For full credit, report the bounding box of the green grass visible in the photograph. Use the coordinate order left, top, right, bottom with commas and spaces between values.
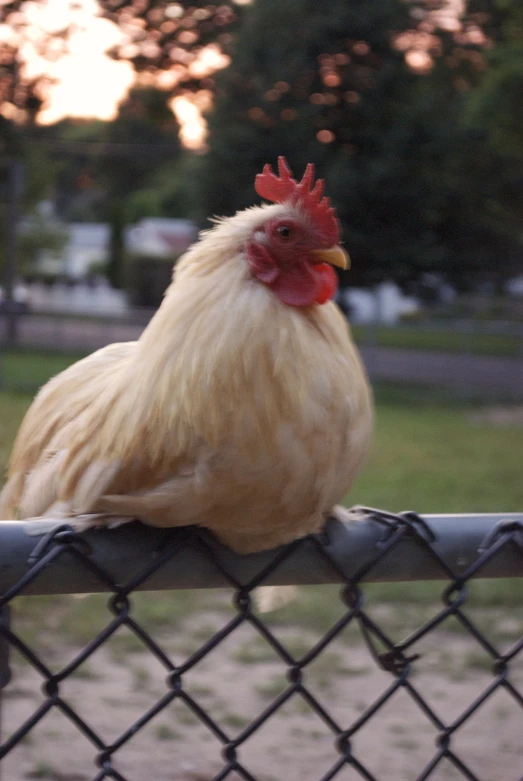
233, 640, 279, 665
351, 324, 522, 357
11, 590, 206, 650
350, 398, 523, 513
0, 392, 33, 473
0, 348, 86, 392
27, 763, 56, 779
254, 675, 287, 700
154, 723, 181, 741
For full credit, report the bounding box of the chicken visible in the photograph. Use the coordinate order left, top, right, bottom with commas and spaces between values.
0, 158, 372, 554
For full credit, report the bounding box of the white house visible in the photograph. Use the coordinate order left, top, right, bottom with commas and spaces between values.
507, 275, 523, 296
125, 218, 197, 258
67, 223, 111, 278
37, 217, 197, 280
338, 282, 420, 324
29, 216, 198, 314
36, 222, 110, 279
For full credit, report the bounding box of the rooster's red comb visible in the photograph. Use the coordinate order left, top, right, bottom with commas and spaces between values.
255, 156, 339, 245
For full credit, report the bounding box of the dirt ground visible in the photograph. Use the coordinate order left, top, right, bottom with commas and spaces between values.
2, 592, 523, 781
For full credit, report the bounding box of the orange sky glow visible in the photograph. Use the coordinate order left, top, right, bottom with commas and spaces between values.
2, 0, 471, 148
1, 0, 229, 148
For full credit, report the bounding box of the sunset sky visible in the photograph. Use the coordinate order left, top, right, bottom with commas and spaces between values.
4, 0, 465, 147
6, 0, 228, 147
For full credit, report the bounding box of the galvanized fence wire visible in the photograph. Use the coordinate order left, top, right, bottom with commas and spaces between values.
0, 509, 523, 781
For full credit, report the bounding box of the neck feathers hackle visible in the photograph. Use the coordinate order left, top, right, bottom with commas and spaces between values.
255, 156, 339, 246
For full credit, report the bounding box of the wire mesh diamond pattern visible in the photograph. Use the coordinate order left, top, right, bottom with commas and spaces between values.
1, 510, 522, 781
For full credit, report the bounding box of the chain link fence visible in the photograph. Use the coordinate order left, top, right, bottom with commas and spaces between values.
0, 509, 522, 781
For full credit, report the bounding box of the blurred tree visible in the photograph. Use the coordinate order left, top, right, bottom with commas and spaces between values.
465, 0, 523, 156
195, 0, 522, 291
125, 154, 200, 223
327, 65, 521, 291
0, 128, 64, 283
98, 0, 242, 91
457, 0, 523, 290
197, 0, 421, 212
42, 119, 110, 224
17, 208, 68, 274
0, 1, 48, 125
34, 88, 184, 288
97, 87, 182, 287
463, 0, 522, 43
0, 0, 72, 291
2, 0, 520, 294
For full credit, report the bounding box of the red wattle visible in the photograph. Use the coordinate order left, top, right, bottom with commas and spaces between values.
270, 262, 318, 306
314, 263, 338, 304
247, 243, 338, 307
270, 261, 338, 307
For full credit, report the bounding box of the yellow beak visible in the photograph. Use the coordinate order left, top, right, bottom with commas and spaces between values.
310, 245, 350, 270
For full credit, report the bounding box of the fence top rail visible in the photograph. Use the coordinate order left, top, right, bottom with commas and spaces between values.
0, 512, 522, 597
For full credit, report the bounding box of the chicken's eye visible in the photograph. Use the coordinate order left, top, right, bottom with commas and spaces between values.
277, 224, 294, 240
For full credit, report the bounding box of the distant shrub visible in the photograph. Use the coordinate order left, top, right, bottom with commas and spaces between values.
126, 254, 179, 308
430, 296, 523, 322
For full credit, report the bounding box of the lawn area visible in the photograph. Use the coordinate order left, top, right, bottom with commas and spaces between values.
351, 322, 523, 357
0, 348, 87, 392
351, 389, 523, 513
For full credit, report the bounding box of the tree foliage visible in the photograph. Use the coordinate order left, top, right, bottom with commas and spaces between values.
17, 209, 68, 274
465, 0, 523, 158
97, 0, 241, 92
1, 0, 522, 294
0, 0, 72, 126
48, 87, 183, 287
194, 0, 522, 290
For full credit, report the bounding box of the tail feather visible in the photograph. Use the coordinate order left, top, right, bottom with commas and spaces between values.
22, 513, 134, 536
0, 472, 25, 519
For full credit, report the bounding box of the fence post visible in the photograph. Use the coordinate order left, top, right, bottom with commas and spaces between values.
4, 158, 24, 346
0, 605, 12, 781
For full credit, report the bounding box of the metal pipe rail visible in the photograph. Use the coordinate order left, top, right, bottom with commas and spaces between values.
1, 511, 522, 596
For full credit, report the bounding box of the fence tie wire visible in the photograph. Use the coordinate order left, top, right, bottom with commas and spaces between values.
350, 506, 437, 545
26, 523, 92, 565
478, 518, 523, 553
